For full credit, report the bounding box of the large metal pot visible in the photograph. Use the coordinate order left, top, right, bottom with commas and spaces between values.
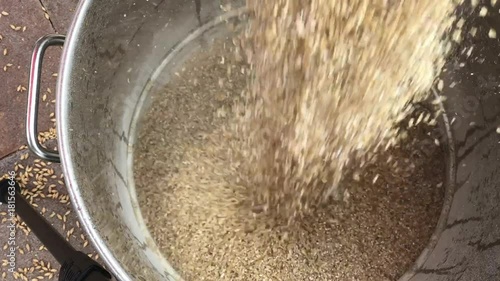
26, 0, 500, 280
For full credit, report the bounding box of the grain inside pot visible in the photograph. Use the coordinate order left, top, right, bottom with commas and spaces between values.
234, 0, 458, 217
135, 37, 446, 279
134, 0, 460, 279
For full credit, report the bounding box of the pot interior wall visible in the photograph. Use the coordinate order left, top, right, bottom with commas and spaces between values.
59, 0, 243, 280
404, 5, 500, 280
58, 1, 500, 281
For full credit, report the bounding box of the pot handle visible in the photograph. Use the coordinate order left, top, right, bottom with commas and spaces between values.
27, 34, 65, 163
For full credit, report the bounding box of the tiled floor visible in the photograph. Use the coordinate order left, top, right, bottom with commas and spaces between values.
0, 1, 99, 280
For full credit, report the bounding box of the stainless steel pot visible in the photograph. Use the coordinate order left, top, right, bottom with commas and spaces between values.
26, 0, 500, 280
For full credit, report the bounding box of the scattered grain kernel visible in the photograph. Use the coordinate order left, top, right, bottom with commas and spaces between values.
452, 29, 462, 43
437, 79, 444, 91
489, 28, 497, 38
480, 6, 488, 17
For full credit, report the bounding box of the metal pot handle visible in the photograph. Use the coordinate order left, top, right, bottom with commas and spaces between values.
27, 34, 65, 163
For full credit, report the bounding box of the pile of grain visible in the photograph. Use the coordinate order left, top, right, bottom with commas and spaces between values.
235, 0, 458, 217
135, 40, 446, 280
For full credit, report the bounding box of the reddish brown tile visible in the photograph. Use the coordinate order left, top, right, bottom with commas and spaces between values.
39, 0, 79, 33
0, 0, 61, 158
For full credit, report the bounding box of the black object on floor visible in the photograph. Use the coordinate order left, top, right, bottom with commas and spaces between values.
0, 178, 113, 281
